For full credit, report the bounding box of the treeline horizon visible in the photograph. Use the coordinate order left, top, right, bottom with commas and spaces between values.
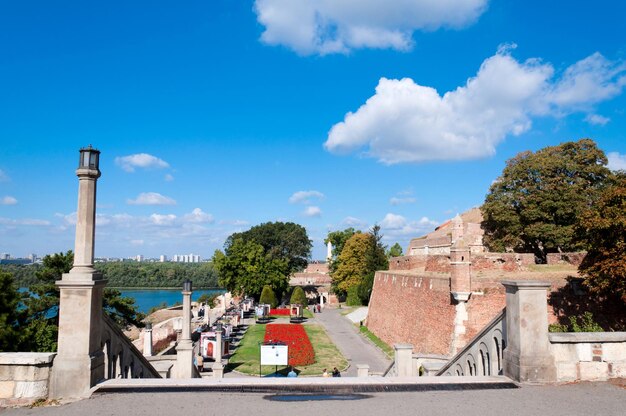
1, 261, 220, 289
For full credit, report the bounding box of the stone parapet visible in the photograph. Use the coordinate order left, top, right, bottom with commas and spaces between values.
549, 332, 626, 381
0, 353, 56, 406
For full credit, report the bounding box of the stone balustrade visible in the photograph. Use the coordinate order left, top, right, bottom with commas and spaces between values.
0, 352, 56, 406
436, 310, 506, 377
101, 315, 161, 379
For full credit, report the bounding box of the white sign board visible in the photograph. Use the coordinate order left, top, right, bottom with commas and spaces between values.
260, 344, 288, 366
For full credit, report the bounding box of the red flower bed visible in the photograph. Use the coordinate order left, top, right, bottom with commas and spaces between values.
264, 324, 315, 366
270, 308, 290, 316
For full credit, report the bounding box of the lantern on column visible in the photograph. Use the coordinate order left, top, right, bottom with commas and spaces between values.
78, 145, 100, 171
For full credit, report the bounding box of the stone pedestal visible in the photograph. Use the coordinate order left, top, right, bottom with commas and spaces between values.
394, 344, 414, 377
356, 364, 369, 378
50, 277, 106, 399
212, 363, 224, 379
502, 281, 556, 384
451, 291, 471, 354
215, 329, 223, 364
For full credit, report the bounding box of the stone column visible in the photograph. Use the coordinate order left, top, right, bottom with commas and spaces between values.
51, 147, 106, 400
394, 344, 414, 377
214, 326, 223, 364
143, 323, 153, 357
175, 284, 194, 378
502, 281, 556, 383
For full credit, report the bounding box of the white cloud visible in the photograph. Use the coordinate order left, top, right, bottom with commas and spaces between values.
607, 152, 626, 171
150, 213, 177, 226
303, 206, 322, 217
0, 169, 9, 182
115, 153, 170, 173
130, 239, 144, 246
584, 114, 610, 125
1, 196, 17, 205
0, 217, 50, 226
289, 190, 325, 204
342, 216, 367, 227
182, 208, 214, 224
379, 213, 438, 237
127, 192, 176, 206
164, 173, 174, 182
390, 196, 416, 205
254, 0, 488, 55
325, 48, 626, 164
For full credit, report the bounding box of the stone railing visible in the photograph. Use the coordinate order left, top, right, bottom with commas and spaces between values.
437, 309, 506, 376
0, 352, 56, 406
101, 315, 161, 379
549, 332, 626, 381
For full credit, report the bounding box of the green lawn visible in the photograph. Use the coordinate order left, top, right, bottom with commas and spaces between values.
359, 325, 394, 359
226, 323, 348, 377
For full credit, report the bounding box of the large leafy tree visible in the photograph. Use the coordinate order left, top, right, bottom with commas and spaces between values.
0, 271, 21, 351
577, 172, 626, 302
213, 238, 290, 299
325, 228, 359, 275
20, 251, 145, 352
387, 242, 403, 258
226, 222, 312, 275
481, 139, 612, 262
332, 226, 388, 304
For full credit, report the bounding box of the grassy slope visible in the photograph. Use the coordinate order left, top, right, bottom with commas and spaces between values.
226, 322, 348, 376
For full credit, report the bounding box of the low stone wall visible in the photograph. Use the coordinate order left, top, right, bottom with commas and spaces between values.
549, 332, 626, 381
0, 352, 56, 406
546, 252, 586, 266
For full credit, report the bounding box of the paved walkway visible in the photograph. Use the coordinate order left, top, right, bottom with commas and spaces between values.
4, 382, 625, 415
312, 307, 391, 376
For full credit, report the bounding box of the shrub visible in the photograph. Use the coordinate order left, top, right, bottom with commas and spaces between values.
290, 286, 308, 306
346, 286, 362, 306
260, 285, 278, 308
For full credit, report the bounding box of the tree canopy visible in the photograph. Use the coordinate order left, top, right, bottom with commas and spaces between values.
481, 139, 612, 262
0, 271, 21, 351
325, 228, 359, 275
225, 221, 312, 275
577, 172, 626, 302
214, 238, 290, 299
331, 225, 388, 304
290, 286, 308, 306
387, 242, 403, 258
259, 285, 278, 308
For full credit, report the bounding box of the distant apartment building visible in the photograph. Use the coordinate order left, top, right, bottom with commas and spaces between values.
159, 255, 167, 263
136, 255, 144, 262
1, 253, 9, 260
172, 254, 201, 263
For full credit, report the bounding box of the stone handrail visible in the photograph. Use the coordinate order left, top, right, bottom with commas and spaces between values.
101, 315, 161, 379
437, 309, 506, 376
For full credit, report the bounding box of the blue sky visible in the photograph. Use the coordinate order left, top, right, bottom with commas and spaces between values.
1, 0, 625, 260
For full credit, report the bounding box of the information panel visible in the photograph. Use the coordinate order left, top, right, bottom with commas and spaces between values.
260, 344, 288, 366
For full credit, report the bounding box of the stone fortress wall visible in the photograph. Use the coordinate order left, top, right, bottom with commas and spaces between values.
366, 208, 582, 358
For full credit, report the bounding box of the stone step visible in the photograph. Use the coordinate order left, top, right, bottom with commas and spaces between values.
92, 376, 517, 395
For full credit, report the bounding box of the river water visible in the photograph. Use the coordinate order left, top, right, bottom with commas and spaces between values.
119, 289, 225, 313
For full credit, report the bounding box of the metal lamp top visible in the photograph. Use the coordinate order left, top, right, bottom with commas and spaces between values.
79, 145, 100, 170
183, 279, 192, 292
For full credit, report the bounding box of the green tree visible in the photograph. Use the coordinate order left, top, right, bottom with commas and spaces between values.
332, 233, 371, 296
481, 139, 612, 262
325, 228, 359, 275
289, 286, 308, 306
0, 271, 21, 351
577, 172, 626, 302
259, 285, 278, 308
20, 251, 145, 352
387, 242, 403, 258
213, 238, 290, 299
226, 222, 312, 275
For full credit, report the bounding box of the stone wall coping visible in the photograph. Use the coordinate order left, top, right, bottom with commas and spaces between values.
394, 343, 414, 350
549, 332, 626, 343
0, 352, 56, 365
501, 280, 551, 289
